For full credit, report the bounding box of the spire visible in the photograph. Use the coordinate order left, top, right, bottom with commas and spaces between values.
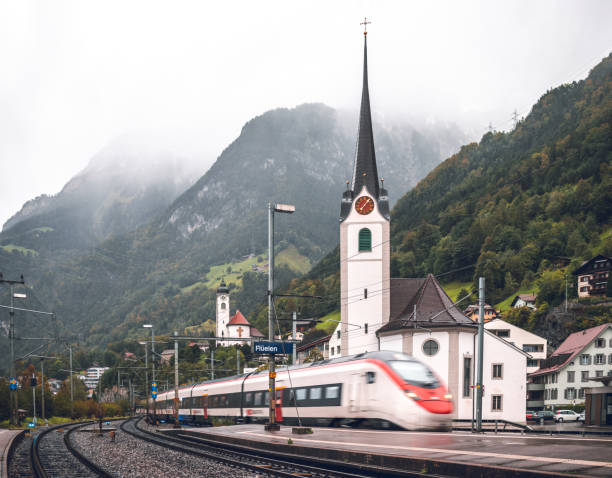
351, 31, 379, 199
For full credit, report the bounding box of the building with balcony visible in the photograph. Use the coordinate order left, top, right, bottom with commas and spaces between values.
82, 366, 109, 389
485, 318, 547, 373
463, 304, 499, 322
528, 323, 612, 409
574, 255, 611, 298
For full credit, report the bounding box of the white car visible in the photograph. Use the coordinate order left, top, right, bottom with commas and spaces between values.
554, 410, 581, 422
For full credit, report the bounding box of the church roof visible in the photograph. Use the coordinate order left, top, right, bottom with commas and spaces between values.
377, 274, 475, 335
250, 327, 265, 337
228, 310, 250, 326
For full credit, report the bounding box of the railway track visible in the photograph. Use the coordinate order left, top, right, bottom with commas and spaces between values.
122, 417, 444, 478
30, 422, 112, 478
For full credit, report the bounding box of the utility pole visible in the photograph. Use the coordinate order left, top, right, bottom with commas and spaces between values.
512, 109, 520, 128
41, 359, 45, 423
151, 328, 156, 422
32, 373, 37, 425
236, 347, 240, 375
69, 345, 74, 418
1, 273, 25, 426
211, 348, 215, 380
565, 274, 568, 313
173, 331, 179, 428
476, 277, 485, 433
292, 311, 297, 365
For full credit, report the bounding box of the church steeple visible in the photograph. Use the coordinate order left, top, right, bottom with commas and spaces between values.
351, 32, 379, 199
340, 24, 389, 222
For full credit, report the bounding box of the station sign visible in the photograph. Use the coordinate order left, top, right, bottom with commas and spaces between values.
151, 382, 157, 392
9, 378, 17, 390
152, 392, 157, 399
254, 341, 294, 355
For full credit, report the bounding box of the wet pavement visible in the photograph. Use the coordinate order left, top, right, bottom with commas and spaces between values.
178, 424, 612, 477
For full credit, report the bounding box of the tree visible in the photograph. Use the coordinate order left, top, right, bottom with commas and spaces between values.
304, 349, 324, 363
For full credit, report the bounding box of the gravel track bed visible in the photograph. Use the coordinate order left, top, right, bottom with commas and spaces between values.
71, 421, 272, 478
8, 432, 34, 478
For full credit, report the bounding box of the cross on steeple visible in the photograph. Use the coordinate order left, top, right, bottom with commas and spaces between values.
360, 17, 371, 35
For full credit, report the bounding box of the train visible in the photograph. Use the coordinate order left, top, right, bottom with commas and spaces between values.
154, 351, 453, 430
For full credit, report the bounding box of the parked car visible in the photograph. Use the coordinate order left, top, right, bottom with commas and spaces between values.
578, 412, 585, 424
534, 410, 555, 422
526, 410, 536, 421
554, 410, 581, 422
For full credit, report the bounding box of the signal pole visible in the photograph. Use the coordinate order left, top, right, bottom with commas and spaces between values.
1, 273, 25, 426
173, 331, 179, 428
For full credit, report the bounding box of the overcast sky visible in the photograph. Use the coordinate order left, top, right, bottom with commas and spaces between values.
1, 0, 611, 227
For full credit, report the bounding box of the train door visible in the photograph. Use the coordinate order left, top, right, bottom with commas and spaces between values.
362, 371, 377, 411
275, 388, 284, 422
203, 393, 208, 419
348, 373, 362, 412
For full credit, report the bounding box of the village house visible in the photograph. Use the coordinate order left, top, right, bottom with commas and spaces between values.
527, 323, 612, 410
574, 255, 611, 298
510, 294, 538, 309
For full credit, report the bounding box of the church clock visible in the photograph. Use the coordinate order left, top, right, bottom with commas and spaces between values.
355, 196, 374, 215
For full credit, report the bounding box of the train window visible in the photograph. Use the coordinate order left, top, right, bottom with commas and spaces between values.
264, 391, 269, 404
366, 371, 376, 384
254, 392, 263, 406
295, 388, 307, 401
310, 387, 322, 400
325, 385, 339, 399
389, 360, 440, 389
245, 392, 253, 405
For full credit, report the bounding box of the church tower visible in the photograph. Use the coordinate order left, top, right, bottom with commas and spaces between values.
216, 280, 230, 346
339, 25, 390, 356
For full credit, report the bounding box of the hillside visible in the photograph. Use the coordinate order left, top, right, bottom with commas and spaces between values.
269, 53, 612, 344
0, 103, 465, 362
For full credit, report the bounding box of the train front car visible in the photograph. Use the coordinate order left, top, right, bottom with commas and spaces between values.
375, 352, 453, 430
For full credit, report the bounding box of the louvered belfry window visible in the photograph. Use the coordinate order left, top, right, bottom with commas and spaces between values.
358, 228, 372, 251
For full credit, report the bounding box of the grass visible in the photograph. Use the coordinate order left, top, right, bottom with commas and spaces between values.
496, 283, 539, 311
315, 310, 341, 334
194, 245, 311, 292
0, 244, 38, 256
441, 281, 472, 302
0, 416, 74, 429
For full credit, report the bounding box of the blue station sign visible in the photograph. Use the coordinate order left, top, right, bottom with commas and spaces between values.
9, 378, 18, 390
254, 341, 294, 355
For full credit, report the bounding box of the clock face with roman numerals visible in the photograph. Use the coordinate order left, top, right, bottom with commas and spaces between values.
355, 196, 374, 215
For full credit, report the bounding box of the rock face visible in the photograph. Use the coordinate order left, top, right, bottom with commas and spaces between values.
0, 103, 467, 354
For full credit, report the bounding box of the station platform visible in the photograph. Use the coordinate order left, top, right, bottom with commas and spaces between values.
0, 429, 23, 478
164, 424, 612, 477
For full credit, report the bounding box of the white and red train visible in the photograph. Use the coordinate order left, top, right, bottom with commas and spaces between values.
154, 351, 453, 430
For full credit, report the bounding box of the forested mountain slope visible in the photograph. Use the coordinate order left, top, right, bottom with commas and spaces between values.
269, 53, 612, 342
0, 104, 464, 360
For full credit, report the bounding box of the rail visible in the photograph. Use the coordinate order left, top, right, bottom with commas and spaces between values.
452, 419, 533, 432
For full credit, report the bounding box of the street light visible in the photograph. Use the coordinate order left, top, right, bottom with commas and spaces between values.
138, 341, 149, 417
266, 202, 295, 432
143, 324, 156, 421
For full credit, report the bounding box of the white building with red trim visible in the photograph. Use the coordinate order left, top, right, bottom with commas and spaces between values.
216, 280, 264, 346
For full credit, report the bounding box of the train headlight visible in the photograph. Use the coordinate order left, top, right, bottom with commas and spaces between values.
444, 394, 453, 400
405, 391, 421, 401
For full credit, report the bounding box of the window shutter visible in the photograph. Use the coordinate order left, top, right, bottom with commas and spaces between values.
358, 228, 372, 251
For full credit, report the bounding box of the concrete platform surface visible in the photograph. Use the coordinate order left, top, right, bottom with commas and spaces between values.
0, 430, 23, 478
172, 424, 612, 477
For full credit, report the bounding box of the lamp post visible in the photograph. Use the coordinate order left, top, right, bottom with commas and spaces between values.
139, 341, 149, 417
265, 202, 295, 432
143, 324, 156, 421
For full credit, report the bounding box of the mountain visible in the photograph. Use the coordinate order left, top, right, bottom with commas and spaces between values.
0, 103, 466, 360
269, 54, 612, 344
1, 135, 203, 255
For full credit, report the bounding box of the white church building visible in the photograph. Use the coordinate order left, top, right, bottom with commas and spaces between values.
216, 280, 264, 346
333, 30, 528, 423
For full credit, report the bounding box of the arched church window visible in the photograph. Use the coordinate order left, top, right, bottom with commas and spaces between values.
221, 303, 226, 310
358, 228, 372, 252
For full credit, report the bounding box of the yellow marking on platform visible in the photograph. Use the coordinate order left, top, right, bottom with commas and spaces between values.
236, 432, 612, 468
255, 464, 272, 467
